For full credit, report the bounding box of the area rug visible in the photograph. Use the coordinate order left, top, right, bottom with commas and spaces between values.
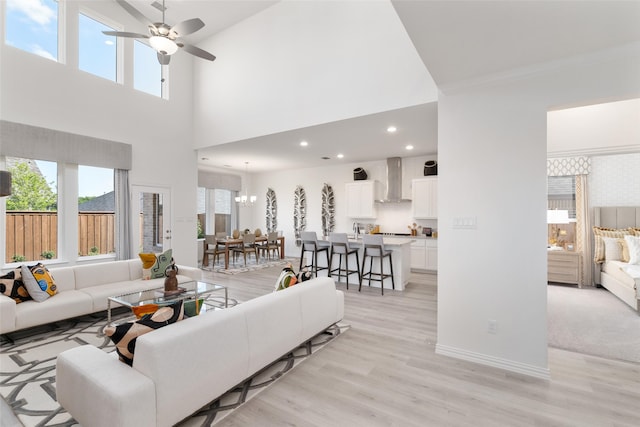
547, 284, 640, 363
202, 257, 298, 275
0, 310, 348, 427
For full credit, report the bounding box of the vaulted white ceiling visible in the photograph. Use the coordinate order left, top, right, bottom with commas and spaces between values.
108, 1, 640, 172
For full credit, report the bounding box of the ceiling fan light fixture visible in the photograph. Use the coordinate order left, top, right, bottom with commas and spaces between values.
150, 36, 178, 55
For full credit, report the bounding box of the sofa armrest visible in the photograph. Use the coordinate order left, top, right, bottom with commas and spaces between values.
0, 295, 16, 334
176, 264, 202, 281
57, 345, 156, 427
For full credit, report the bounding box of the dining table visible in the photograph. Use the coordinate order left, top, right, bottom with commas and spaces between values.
215, 235, 285, 269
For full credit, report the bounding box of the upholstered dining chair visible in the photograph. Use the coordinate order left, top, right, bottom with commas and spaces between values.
231, 233, 258, 266
258, 231, 281, 260
202, 235, 225, 267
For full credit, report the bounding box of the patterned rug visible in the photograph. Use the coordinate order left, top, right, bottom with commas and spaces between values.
0, 307, 348, 426
201, 257, 298, 275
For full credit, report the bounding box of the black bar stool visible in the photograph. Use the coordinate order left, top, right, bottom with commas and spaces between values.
328, 232, 361, 290
360, 234, 394, 295
299, 231, 330, 277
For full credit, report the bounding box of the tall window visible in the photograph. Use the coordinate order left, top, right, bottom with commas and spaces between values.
78, 12, 117, 82
134, 40, 163, 97
5, 0, 59, 61
5, 158, 58, 263
78, 166, 115, 257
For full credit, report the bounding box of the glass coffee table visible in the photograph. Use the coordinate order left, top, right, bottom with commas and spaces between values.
107, 280, 228, 325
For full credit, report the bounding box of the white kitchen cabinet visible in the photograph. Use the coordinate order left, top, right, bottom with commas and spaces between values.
410, 238, 437, 271
345, 181, 378, 218
412, 177, 437, 219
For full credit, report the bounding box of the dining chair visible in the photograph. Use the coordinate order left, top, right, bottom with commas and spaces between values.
258, 231, 281, 260
202, 235, 225, 267
231, 233, 258, 266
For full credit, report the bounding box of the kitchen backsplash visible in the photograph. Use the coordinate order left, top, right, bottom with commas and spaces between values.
359, 203, 437, 235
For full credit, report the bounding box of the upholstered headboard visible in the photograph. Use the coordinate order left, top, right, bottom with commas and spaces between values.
592, 206, 640, 284
593, 206, 640, 229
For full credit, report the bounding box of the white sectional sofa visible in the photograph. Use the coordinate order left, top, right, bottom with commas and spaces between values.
56, 277, 344, 427
0, 259, 202, 335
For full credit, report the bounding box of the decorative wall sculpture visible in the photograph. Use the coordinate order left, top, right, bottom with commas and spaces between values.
266, 188, 277, 233
321, 183, 335, 237
293, 186, 306, 247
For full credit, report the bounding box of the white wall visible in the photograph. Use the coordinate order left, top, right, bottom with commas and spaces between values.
547, 98, 640, 155
437, 45, 640, 378
192, 0, 436, 148
0, 1, 200, 266
589, 153, 640, 207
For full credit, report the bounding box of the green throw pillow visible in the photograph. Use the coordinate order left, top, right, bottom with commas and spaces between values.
139, 249, 173, 280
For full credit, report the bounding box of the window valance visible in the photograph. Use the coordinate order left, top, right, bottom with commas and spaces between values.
547, 156, 591, 177
198, 170, 241, 192
0, 120, 132, 170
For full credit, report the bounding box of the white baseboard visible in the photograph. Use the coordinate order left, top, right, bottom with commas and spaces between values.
435, 343, 551, 380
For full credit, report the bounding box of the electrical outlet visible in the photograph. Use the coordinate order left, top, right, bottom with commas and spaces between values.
488, 319, 497, 334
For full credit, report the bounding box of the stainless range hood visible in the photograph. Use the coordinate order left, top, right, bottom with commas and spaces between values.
377, 157, 411, 203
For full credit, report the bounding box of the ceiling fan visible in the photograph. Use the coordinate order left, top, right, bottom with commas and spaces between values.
103, 0, 216, 65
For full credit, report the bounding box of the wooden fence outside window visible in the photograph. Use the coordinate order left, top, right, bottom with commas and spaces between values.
5, 211, 115, 263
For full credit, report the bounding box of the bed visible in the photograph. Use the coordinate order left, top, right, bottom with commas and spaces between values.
593, 206, 640, 313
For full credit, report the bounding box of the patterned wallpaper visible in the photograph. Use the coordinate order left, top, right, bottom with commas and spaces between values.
589, 153, 640, 207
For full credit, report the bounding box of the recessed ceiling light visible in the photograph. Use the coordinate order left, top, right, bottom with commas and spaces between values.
300, 141, 308, 147
387, 126, 397, 133
337, 153, 344, 159
405, 145, 414, 150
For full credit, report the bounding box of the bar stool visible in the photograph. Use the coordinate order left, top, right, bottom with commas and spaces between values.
360, 234, 395, 295
328, 232, 361, 290
299, 231, 330, 277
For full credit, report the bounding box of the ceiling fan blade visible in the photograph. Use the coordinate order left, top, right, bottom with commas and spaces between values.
170, 18, 205, 37
115, 0, 154, 27
157, 52, 171, 65
179, 43, 216, 61
102, 31, 149, 39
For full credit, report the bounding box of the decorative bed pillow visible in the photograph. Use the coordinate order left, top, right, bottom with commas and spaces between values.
593, 227, 633, 263
631, 227, 640, 237
139, 249, 173, 280
619, 238, 630, 263
602, 237, 623, 262
0, 268, 32, 303
624, 235, 640, 265
104, 300, 184, 366
21, 263, 57, 302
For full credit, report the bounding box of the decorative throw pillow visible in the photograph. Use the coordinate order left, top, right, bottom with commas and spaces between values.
619, 238, 630, 263
0, 268, 32, 303
624, 235, 640, 265
139, 249, 173, 280
21, 263, 57, 302
602, 237, 623, 262
104, 300, 184, 366
274, 265, 297, 291
593, 227, 633, 264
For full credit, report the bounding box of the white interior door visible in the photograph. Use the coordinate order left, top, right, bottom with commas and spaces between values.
131, 185, 171, 254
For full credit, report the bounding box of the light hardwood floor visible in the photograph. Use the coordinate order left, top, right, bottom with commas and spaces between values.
202, 265, 640, 427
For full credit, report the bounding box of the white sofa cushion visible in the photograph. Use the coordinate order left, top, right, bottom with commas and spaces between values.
49, 266, 76, 292
15, 291, 93, 330
73, 261, 132, 289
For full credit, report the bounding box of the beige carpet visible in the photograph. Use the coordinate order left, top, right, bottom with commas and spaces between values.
547, 284, 640, 363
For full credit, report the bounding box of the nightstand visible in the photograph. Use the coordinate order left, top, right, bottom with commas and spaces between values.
547, 250, 582, 287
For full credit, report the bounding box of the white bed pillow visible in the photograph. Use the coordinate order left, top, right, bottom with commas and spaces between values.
624, 235, 640, 265
602, 237, 623, 261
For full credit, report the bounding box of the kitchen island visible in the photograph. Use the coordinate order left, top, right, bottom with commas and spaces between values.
318, 236, 413, 291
